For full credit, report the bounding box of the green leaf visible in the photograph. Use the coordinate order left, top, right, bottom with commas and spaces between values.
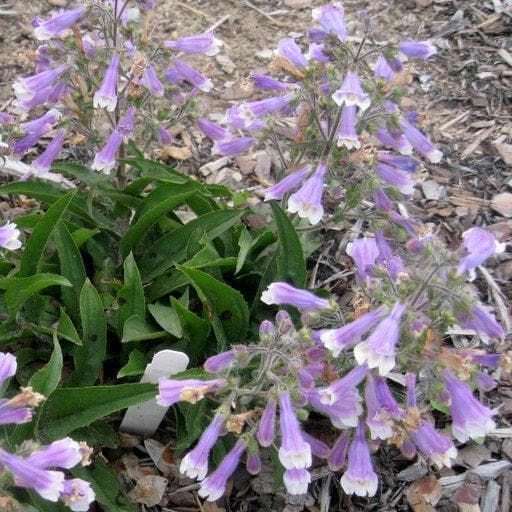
117, 253, 145, 336
121, 314, 167, 343
236, 227, 253, 274
72, 459, 137, 512
28, 334, 62, 396
0, 274, 71, 319
271, 202, 306, 287
70, 420, 119, 449
19, 190, 77, 277
52, 161, 111, 186
27, 492, 69, 512
122, 157, 188, 183
139, 209, 244, 282
148, 303, 183, 338
54, 220, 86, 317
57, 308, 82, 345
70, 227, 99, 248
38, 382, 157, 441
177, 265, 249, 349
117, 349, 147, 378
69, 280, 107, 387
120, 191, 194, 257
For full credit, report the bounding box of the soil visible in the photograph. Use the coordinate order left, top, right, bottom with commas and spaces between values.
0, 0, 511, 511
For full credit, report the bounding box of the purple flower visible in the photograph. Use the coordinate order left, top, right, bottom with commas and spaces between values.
332, 71, 370, 111
257, 399, 276, 447
33, 6, 84, 40
373, 54, 394, 81
320, 307, 387, 357
302, 432, 331, 459
457, 227, 505, 278
476, 373, 496, 392
354, 302, 406, 376
157, 378, 227, 407
196, 118, 231, 142
340, 420, 378, 497
278, 391, 312, 469
252, 73, 295, 92
59, 478, 95, 511
141, 64, 164, 97
374, 188, 393, 212
240, 93, 295, 126
346, 237, 379, 283
375, 127, 413, 155
12, 129, 47, 156
283, 468, 311, 495
0, 111, 13, 124
164, 32, 222, 56
458, 304, 505, 342
264, 165, 311, 201
225, 105, 266, 132
93, 54, 119, 112
0, 352, 17, 379
306, 43, 329, 63
171, 58, 213, 92
308, 27, 328, 42
156, 125, 172, 145
32, 131, 65, 176
247, 452, 262, 475
13, 65, 68, 100
377, 152, 419, 173
287, 162, 327, 225
198, 440, 246, 501
399, 40, 437, 59
312, 3, 347, 41
212, 136, 255, 156
180, 414, 225, 480
276, 38, 308, 68
0, 222, 22, 251
316, 364, 368, 406
460, 350, 501, 368
0, 401, 33, 425
26, 438, 83, 469
365, 374, 401, 440
261, 282, 330, 310
337, 105, 360, 149
0, 448, 65, 501
204, 350, 236, 373
328, 432, 350, 471
91, 129, 122, 174
20, 108, 61, 134
400, 118, 442, 163
376, 162, 416, 195
375, 230, 406, 279
442, 370, 496, 442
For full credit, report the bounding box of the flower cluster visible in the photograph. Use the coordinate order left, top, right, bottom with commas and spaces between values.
0, 353, 95, 510
0, 1, 223, 179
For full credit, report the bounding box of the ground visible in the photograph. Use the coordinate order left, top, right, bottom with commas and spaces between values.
0, 0, 511, 511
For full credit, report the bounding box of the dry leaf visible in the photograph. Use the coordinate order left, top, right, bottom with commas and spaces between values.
495, 143, 512, 164
284, 0, 313, 8
127, 475, 168, 507
160, 146, 192, 161
491, 192, 512, 218
405, 475, 441, 512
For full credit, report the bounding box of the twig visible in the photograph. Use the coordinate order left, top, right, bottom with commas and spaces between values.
207, 14, 231, 33
1, 157, 76, 188
175, 2, 214, 22
241, 0, 284, 26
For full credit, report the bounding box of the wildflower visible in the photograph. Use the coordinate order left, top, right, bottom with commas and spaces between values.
321, 307, 387, 356
156, 125, 172, 145
400, 118, 442, 163
212, 136, 255, 156
33, 6, 84, 40
196, 118, 231, 142
476, 373, 496, 392
340, 420, 378, 497
307, 43, 329, 63
458, 304, 505, 342
283, 468, 311, 495
141, 64, 164, 97
20, 108, 61, 134
204, 350, 236, 373
346, 237, 379, 283
261, 282, 330, 310
225, 105, 266, 132
0, 222, 22, 251
373, 54, 394, 81
312, 3, 347, 41
337, 105, 360, 149
377, 152, 419, 173
457, 227, 505, 279
13, 65, 68, 100
198, 440, 246, 501
287, 162, 327, 225
442, 370, 496, 443
278, 391, 312, 470
0, 111, 13, 124
460, 349, 501, 368
399, 40, 437, 59
247, 452, 262, 475
373, 188, 393, 212
240, 93, 295, 126
172, 58, 213, 92
26, 438, 83, 469
93, 54, 119, 112
252, 73, 295, 92
302, 432, 331, 459
91, 129, 122, 174
375, 127, 413, 155
376, 162, 416, 195
264, 165, 311, 201
180, 414, 226, 480
164, 32, 222, 56
317, 365, 368, 406
354, 302, 406, 376
259, 319, 277, 340
59, 479, 95, 511
0, 354, 17, 385
328, 432, 350, 471
276, 38, 308, 68
32, 131, 65, 176
0, 402, 33, 425
0, 448, 65, 501
157, 378, 227, 407
332, 71, 370, 111
365, 374, 401, 440
257, 399, 276, 447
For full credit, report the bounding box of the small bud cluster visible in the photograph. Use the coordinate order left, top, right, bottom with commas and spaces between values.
0, 352, 95, 510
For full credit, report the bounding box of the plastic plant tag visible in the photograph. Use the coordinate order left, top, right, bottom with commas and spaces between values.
120, 349, 189, 435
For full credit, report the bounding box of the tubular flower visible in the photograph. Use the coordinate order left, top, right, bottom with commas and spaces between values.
312, 3, 347, 41
91, 129, 123, 174
332, 71, 370, 110
276, 38, 308, 68
399, 40, 437, 59
196, 118, 231, 141
375, 127, 413, 155
354, 302, 406, 376
346, 237, 379, 283
93, 54, 119, 112
59, 479, 95, 511
399, 118, 442, 163
457, 304, 505, 343
171, 58, 213, 92
204, 350, 236, 373
156, 378, 227, 407
0, 223, 22, 251
376, 162, 416, 195
257, 399, 277, 447
264, 165, 311, 201
328, 432, 350, 471
261, 282, 330, 310
141, 64, 164, 97
283, 468, 311, 495
13, 65, 68, 100
365, 374, 401, 440
337, 105, 360, 149
33, 6, 84, 40
212, 136, 255, 156
373, 54, 394, 81
32, 131, 65, 176
164, 32, 222, 56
